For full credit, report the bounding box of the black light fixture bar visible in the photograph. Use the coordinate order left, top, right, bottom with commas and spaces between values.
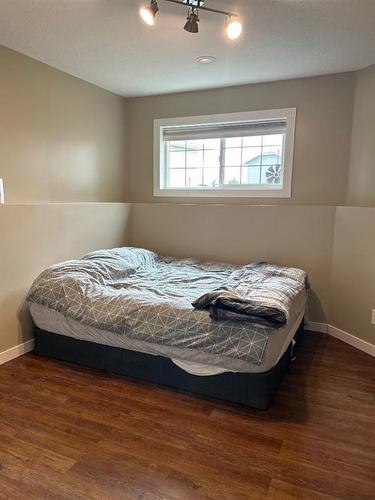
139, 0, 243, 40
163, 0, 236, 17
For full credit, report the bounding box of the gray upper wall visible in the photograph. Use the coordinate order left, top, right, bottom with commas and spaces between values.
1, 42, 372, 207
126, 72, 356, 205
347, 64, 375, 207
0, 45, 128, 204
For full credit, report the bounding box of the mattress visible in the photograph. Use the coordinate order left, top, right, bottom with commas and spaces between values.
27, 248, 309, 371
30, 290, 306, 375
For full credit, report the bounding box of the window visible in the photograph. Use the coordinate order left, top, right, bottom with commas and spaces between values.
154, 108, 296, 197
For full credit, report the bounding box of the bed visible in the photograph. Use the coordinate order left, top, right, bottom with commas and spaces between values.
28, 247, 308, 409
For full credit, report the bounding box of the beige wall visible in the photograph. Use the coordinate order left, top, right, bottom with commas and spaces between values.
126, 73, 355, 205
0, 204, 131, 352
332, 68, 375, 348
0, 45, 130, 355
130, 203, 336, 323
0, 45, 127, 203
347, 64, 375, 207
330, 207, 375, 346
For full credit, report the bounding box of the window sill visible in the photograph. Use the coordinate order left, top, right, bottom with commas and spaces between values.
153, 187, 292, 198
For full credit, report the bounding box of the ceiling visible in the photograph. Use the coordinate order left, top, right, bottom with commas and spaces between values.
0, 0, 374, 97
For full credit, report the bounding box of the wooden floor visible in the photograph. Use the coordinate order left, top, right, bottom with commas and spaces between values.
0, 332, 374, 499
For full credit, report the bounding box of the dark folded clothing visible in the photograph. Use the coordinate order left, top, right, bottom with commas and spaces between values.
192, 262, 309, 328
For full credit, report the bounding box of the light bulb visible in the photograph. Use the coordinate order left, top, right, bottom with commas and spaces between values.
226, 17, 242, 40
140, 6, 155, 26
139, 1, 158, 26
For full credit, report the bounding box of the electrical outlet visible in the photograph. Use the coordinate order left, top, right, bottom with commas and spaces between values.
372, 309, 375, 325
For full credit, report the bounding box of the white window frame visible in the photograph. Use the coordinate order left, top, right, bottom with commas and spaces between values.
153, 108, 296, 198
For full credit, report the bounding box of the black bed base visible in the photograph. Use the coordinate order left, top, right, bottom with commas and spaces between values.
34, 321, 304, 410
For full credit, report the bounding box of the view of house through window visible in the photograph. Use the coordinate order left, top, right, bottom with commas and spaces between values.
167, 134, 284, 189
155, 109, 296, 197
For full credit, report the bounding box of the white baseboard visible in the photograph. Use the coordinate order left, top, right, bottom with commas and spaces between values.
305, 321, 374, 357
327, 325, 375, 357
0, 338, 34, 366
304, 320, 328, 334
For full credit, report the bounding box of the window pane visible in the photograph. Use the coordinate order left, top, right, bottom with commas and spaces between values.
169, 151, 185, 168
169, 140, 186, 151
225, 137, 242, 148
224, 167, 241, 185
186, 149, 203, 168
242, 147, 262, 165
224, 147, 242, 166
246, 166, 261, 184
262, 134, 283, 147
202, 167, 220, 187
243, 135, 262, 147
260, 152, 281, 168
169, 169, 186, 188
186, 168, 203, 187
202, 138, 221, 150
186, 139, 204, 150
161, 118, 290, 193
262, 165, 282, 185
203, 149, 220, 166
262, 144, 282, 155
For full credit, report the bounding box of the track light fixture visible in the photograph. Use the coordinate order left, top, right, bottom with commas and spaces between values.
184, 7, 199, 33
139, 0, 243, 40
139, 0, 159, 26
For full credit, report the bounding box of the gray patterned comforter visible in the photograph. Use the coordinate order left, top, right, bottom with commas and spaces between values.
193, 263, 309, 327
27, 248, 306, 365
